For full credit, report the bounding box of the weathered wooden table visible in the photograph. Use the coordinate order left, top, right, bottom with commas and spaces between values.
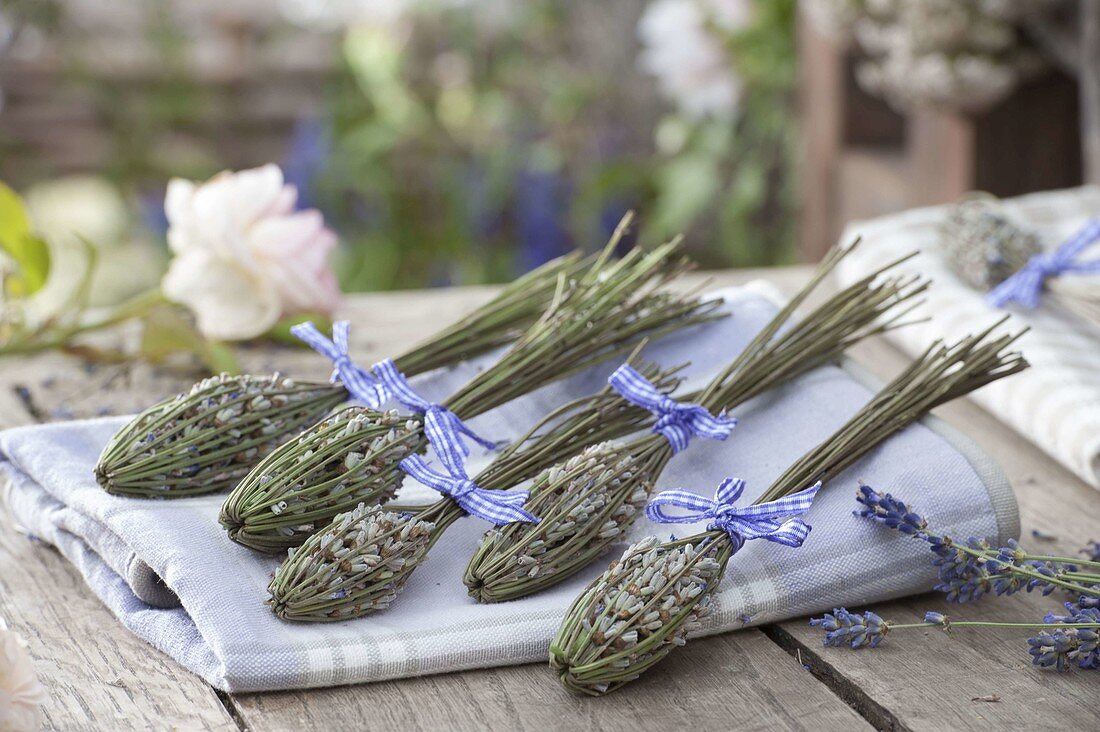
2, 268, 1097, 731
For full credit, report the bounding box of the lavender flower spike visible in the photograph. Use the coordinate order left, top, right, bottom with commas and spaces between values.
810, 608, 890, 649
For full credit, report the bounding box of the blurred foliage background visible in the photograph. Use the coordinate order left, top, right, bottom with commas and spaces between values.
0, 0, 797, 302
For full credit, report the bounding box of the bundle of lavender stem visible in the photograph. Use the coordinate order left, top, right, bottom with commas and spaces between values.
264, 243, 925, 620
220, 230, 723, 553
462, 244, 927, 603
267, 352, 684, 620
549, 321, 1027, 695
94, 250, 588, 498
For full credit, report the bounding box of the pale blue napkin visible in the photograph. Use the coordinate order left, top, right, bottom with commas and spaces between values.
0, 286, 1018, 692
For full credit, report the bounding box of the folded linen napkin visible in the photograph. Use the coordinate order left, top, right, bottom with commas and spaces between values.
835, 185, 1100, 489
0, 286, 1018, 692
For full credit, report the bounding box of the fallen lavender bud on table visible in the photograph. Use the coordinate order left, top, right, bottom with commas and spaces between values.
855, 485, 1100, 602
810, 488, 1100, 673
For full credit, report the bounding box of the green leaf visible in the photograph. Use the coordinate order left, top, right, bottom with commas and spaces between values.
266, 313, 334, 346
0, 182, 50, 295
202, 341, 240, 375
140, 304, 240, 374
0, 181, 31, 242
140, 304, 206, 360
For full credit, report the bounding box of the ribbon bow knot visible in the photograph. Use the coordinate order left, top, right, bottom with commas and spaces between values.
291, 321, 390, 407
608, 364, 736, 454
646, 478, 821, 549
987, 219, 1100, 309
399, 454, 538, 525
373, 359, 499, 463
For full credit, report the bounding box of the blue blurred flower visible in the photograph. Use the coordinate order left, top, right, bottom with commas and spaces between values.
515, 167, 571, 273
282, 116, 331, 212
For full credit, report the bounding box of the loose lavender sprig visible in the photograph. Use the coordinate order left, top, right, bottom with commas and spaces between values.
550, 328, 1028, 695
466, 243, 930, 603
811, 606, 1100, 672
855, 486, 1100, 603
267, 358, 684, 618
95, 251, 586, 498
224, 229, 721, 552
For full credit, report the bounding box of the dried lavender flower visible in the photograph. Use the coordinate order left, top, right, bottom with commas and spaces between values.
466, 243, 929, 603
95, 373, 347, 497
811, 608, 890, 649
268, 503, 436, 621
265, 358, 684, 621
552, 327, 1028, 694
96, 250, 586, 498
229, 227, 719, 553
856, 485, 1100, 603
940, 199, 1100, 328
464, 441, 665, 603
939, 198, 1041, 290
810, 604, 1100, 673
549, 535, 727, 695
220, 408, 425, 553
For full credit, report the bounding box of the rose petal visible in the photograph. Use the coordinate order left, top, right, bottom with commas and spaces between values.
162, 251, 281, 340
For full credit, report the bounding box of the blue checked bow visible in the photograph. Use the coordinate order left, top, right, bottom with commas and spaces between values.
608, 364, 736, 454
399, 454, 538, 525
291, 321, 390, 407
373, 358, 499, 463
646, 478, 821, 549
987, 219, 1100, 309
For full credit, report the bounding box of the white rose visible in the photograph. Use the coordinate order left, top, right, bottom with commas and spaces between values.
161, 164, 341, 341
0, 622, 46, 732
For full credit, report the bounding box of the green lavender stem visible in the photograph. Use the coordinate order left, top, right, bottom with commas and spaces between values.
224, 227, 721, 552
550, 327, 1028, 695
266, 359, 687, 620
463, 242, 928, 603
94, 251, 587, 498
891, 621, 1100, 630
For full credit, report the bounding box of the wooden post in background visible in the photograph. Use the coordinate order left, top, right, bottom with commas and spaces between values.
1082, 0, 1100, 185
797, 8, 1084, 261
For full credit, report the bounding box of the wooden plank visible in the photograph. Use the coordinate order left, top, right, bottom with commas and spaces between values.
229, 632, 871, 731
0, 497, 238, 730
774, 336, 1100, 731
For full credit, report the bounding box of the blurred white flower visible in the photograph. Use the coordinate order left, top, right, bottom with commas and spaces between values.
637, 0, 752, 120
0, 620, 46, 732
23, 176, 128, 250
162, 164, 341, 341
278, 0, 413, 31
278, 0, 516, 32
22, 176, 164, 308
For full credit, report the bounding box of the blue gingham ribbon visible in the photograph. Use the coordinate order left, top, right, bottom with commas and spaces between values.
373, 358, 499, 463
987, 219, 1100, 309
608, 364, 737, 454
399, 454, 538, 525
646, 478, 821, 549
291, 321, 389, 407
